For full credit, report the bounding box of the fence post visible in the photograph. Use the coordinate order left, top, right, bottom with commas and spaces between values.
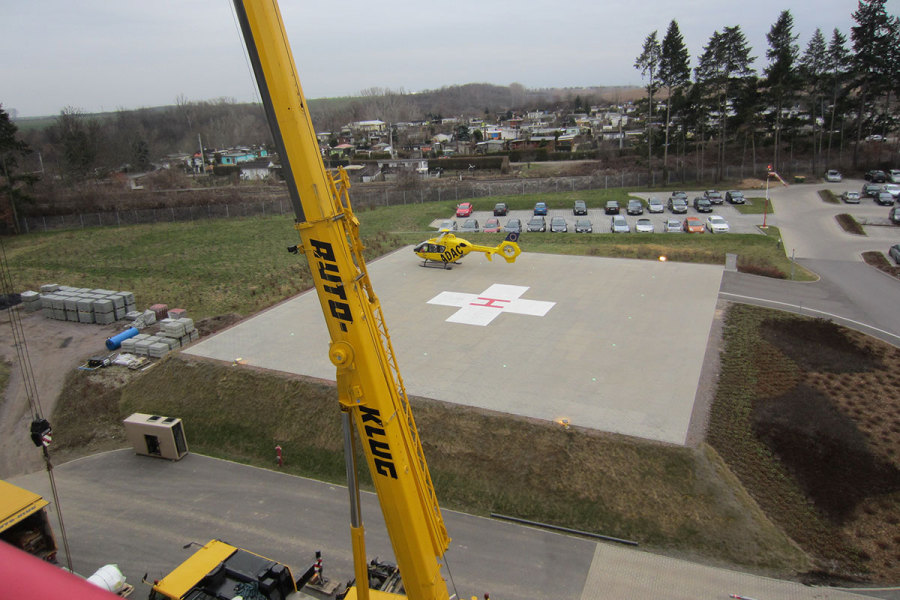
171, 207, 175, 221
80, 213, 84, 229
226, 204, 229, 218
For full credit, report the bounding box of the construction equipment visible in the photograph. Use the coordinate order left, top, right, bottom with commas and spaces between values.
152, 1, 467, 598
147, 539, 315, 600
0, 479, 58, 563
238, 2, 454, 599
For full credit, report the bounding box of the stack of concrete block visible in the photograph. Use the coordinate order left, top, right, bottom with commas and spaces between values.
20, 291, 41, 313
124, 332, 183, 358
36, 285, 137, 325
158, 317, 199, 348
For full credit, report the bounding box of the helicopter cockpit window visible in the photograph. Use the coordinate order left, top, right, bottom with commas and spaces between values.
415, 243, 444, 254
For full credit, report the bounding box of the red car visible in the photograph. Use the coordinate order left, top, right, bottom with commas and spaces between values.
683, 216, 705, 233
482, 217, 501, 233
456, 202, 473, 218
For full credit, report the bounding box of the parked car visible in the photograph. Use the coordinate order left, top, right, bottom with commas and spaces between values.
647, 197, 665, 213
533, 202, 548, 216
865, 170, 887, 183
670, 191, 688, 200
438, 220, 457, 232
482, 217, 501, 233
841, 191, 861, 204
825, 169, 843, 182
574, 218, 593, 233
610, 215, 630, 233
725, 190, 746, 204
459, 218, 479, 233
875, 191, 895, 206
626, 199, 644, 215
863, 183, 883, 197
704, 190, 724, 204
663, 218, 682, 232
882, 183, 900, 199
503, 218, 522, 233
604, 200, 620, 214
890, 244, 900, 264
693, 197, 713, 213
456, 202, 473, 218
526, 216, 547, 232
683, 216, 705, 233
668, 197, 688, 213
889, 206, 900, 226
706, 215, 730, 233
634, 217, 654, 233
573, 200, 587, 215
493, 202, 508, 216
889, 169, 900, 184
550, 216, 568, 233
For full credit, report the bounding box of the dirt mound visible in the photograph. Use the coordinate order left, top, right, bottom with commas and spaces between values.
760, 318, 880, 373
194, 313, 243, 337
753, 383, 900, 521
740, 178, 767, 189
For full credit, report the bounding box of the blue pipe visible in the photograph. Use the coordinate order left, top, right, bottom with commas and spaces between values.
106, 327, 139, 351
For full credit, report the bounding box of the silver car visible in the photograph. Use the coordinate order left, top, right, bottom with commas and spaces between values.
841, 191, 861, 204
647, 197, 665, 213
663, 218, 682, 233
459, 218, 479, 233
610, 215, 629, 233
634, 218, 654, 233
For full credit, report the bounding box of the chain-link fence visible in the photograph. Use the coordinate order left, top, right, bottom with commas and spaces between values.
17, 161, 811, 233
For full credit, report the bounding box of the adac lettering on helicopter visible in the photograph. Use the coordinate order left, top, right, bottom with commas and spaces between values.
310, 239, 353, 328
441, 243, 467, 263
360, 405, 397, 479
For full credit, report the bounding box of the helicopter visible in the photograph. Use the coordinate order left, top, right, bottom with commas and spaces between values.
413, 231, 521, 269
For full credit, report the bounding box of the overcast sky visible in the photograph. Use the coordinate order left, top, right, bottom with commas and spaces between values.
3, 0, 898, 118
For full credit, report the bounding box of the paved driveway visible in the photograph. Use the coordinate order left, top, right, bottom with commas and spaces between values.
770, 179, 899, 261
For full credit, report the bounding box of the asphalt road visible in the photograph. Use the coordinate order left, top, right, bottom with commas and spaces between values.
9, 450, 881, 600
718, 178, 900, 346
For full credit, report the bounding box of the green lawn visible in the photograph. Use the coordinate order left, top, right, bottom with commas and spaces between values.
4, 189, 810, 320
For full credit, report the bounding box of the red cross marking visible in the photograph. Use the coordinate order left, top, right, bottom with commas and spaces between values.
471, 297, 510, 309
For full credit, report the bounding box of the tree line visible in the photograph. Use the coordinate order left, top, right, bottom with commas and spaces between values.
633, 0, 899, 182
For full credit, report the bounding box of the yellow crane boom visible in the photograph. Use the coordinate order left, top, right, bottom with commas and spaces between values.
232, 3, 451, 600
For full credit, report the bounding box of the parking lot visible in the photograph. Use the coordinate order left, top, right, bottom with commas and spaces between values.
434, 193, 767, 235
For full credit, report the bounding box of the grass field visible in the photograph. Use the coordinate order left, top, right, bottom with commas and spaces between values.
708, 304, 900, 582
51, 352, 807, 576
4, 193, 809, 318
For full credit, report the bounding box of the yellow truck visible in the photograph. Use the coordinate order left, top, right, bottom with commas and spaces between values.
148, 539, 315, 600
0, 479, 58, 563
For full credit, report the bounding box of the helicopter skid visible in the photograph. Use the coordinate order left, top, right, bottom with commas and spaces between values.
421, 259, 459, 270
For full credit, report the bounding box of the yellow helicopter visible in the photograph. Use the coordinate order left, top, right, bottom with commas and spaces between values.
413, 231, 521, 269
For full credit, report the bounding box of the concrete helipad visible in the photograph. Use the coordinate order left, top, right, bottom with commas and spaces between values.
185, 249, 723, 445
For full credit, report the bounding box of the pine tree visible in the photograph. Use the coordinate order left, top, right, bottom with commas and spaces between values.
800, 28, 828, 173
850, 0, 900, 166
635, 31, 662, 182
659, 20, 691, 183
825, 29, 852, 163
0, 106, 38, 234
765, 10, 800, 172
